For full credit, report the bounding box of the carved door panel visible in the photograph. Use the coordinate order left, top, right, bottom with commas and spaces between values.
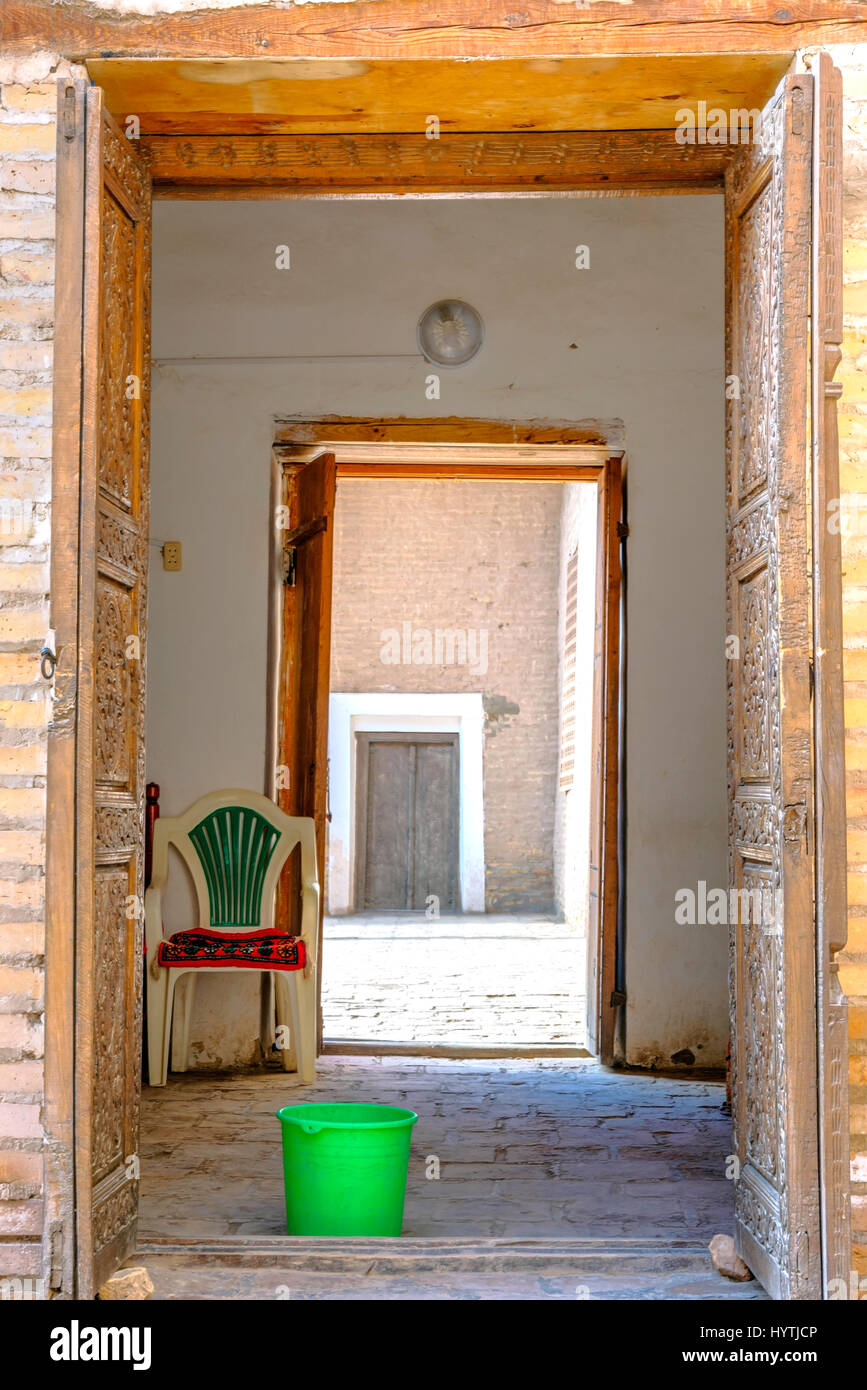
74, 90, 151, 1297
726, 69, 834, 1299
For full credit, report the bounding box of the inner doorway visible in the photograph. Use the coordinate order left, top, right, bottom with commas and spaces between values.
269, 441, 621, 1056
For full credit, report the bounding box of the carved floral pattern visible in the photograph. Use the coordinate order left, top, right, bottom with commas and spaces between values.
741, 875, 778, 1182
99, 193, 137, 511
93, 1179, 138, 1251
740, 572, 770, 780
95, 580, 131, 787
737, 183, 772, 501
725, 84, 798, 1280
92, 868, 129, 1183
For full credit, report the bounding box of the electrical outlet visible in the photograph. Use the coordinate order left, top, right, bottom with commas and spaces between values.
162, 541, 182, 572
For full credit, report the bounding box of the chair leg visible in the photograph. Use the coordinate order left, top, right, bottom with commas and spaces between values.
259, 972, 276, 1062
147, 965, 177, 1088
295, 968, 317, 1086
173, 973, 197, 1073
275, 973, 298, 1073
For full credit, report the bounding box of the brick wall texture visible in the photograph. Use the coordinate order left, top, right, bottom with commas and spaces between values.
0, 56, 64, 1290
330, 478, 563, 911
2, 40, 867, 1287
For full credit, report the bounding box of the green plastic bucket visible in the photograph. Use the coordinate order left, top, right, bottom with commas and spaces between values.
276, 1102, 419, 1237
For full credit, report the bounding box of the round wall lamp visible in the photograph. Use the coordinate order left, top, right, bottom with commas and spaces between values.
417, 299, 484, 368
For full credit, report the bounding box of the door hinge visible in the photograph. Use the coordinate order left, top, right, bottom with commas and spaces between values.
617, 522, 630, 539
282, 545, 296, 587
783, 801, 809, 848
281, 515, 327, 587
60, 85, 78, 143
610, 989, 627, 1007
808, 656, 815, 700
48, 1221, 65, 1293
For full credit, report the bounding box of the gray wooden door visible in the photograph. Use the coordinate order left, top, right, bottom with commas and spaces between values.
356, 733, 460, 911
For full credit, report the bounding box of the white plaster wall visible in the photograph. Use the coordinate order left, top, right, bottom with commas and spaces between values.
148, 194, 728, 1069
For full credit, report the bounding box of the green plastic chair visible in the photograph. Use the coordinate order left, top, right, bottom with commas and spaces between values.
144, 789, 319, 1087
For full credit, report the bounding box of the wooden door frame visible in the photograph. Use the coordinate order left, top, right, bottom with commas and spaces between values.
44, 77, 90, 1302
42, 61, 849, 1290
354, 731, 461, 914
269, 421, 623, 1062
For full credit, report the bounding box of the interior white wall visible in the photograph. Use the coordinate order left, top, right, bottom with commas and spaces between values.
148, 194, 728, 1069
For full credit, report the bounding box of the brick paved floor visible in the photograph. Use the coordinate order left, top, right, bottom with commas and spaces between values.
137, 1057, 766, 1299
140, 1056, 736, 1240
321, 913, 585, 1044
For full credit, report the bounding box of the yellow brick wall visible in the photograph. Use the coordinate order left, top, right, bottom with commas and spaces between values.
0, 56, 62, 1297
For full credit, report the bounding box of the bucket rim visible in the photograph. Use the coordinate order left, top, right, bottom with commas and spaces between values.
276, 1102, 419, 1131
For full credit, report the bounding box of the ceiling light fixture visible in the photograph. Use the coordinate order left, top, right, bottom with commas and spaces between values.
417, 299, 484, 368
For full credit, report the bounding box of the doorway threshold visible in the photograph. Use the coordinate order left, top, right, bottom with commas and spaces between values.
130, 1235, 768, 1300
321, 1039, 592, 1059
136, 1234, 712, 1274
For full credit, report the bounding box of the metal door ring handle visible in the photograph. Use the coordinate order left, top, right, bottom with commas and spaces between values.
40, 647, 56, 680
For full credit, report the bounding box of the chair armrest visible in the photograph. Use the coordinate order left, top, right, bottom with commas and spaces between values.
144, 884, 165, 978
299, 878, 320, 968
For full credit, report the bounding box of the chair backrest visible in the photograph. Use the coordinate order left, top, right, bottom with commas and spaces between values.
149, 789, 317, 932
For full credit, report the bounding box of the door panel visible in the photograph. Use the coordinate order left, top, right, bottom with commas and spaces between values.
276, 452, 336, 1042
725, 71, 819, 1299
75, 90, 151, 1297
413, 741, 459, 910
357, 734, 459, 911
585, 459, 623, 1062
363, 740, 413, 908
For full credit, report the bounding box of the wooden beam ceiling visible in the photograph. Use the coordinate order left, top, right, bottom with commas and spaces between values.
5, 0, 867, 60
89, 54, 792, 137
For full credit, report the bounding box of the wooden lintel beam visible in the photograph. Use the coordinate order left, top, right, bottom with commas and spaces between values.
4, 1, 867, 60
142, 131, 729, 194
274, 416, 617, 447
335, 463, 602, 480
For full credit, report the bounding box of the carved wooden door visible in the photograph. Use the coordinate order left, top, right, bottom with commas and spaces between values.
74, 90, 151, 1298
725, 62, 846, 1299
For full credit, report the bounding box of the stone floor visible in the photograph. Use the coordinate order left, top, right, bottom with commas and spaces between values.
321, 913, 585, 1044
136, 1056, 766, 1299
140, 1057, 738, 1241
137, 1259, 767, 1301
